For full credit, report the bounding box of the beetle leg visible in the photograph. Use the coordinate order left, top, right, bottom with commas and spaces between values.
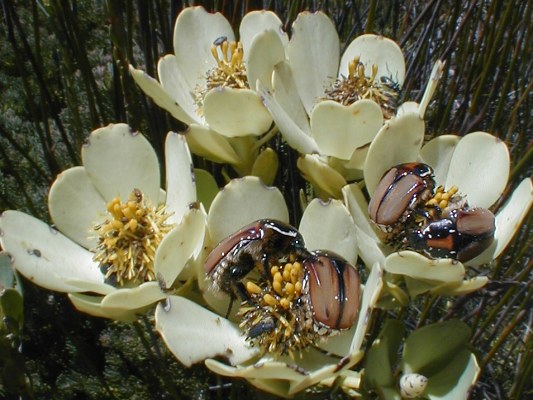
224, 282, 251, 318
233, 280, 252, 303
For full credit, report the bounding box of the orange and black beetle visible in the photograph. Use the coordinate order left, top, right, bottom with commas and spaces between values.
369, 162, 435, 231
408, 207, 496, 262
205, 219, 307, 300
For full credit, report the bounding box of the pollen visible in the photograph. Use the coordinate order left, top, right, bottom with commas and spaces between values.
92, 189, 173, 286
426, 185, 460, 212
323, 56, 400, 119
194, 37, 248, 114
240, 260, 318, 358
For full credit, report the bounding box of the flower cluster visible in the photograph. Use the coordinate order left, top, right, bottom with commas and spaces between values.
1, 5, 532, 399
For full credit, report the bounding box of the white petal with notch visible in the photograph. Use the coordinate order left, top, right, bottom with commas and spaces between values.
82, 124, 160, 204
207, 176, 289, 245
445, 132, 510, 208
203, 87, 272, 137
164, 132, 196, 224
288, 12, 339, 114
0, 210, 103, 292
310, 100, 383, 160
156, 296, 258, 367
49, 166, 106, 249
299, 198, 358, 265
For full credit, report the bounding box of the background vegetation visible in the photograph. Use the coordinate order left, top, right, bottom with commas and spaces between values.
0, 0, 531, 398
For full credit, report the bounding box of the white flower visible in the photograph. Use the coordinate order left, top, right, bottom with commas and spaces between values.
129, 6, 288, 169
260, 12, 406, 156
154, 176, 383, 397
0, 124, 206, 321
344, 130, 533, 298
257, 11, 444, 198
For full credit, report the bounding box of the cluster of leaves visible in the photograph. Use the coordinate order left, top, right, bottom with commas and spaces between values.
0, 0, 531, 399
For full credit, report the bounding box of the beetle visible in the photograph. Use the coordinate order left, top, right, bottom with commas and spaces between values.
301, 250, 360, 332
408, 207, 496, 262
368, 162, 435, 231
380, 76, 402, 93
205, 219, 307, 302
243, 250, 361, 353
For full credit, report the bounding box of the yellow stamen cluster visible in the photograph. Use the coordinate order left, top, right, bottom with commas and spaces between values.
425, 185, 459, 211
239, 261, 318, 358
195, 37, 248, 113
323, 56, 399, 119
92, 189, 173, 286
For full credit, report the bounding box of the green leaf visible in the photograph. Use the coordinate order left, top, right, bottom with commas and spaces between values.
0, 288, 24, 327
401, 320, 471, 376
194, 168, 219, 212
426, 350, 479, 399
364, 319, 405, 393
0, 252, 15, 289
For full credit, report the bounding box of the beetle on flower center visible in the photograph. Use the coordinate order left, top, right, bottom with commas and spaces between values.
323, 56, 400, 119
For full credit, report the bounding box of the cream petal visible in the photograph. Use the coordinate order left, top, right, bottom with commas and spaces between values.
158, 55, 202, 125
342, 183, 380, 240
396, 101, 420, 116
385, 251, 465, 283
288, 363, 344, 395
185, 124, 241, 165
342, 184, 387, 267
64, 279, 116, 295
430, 276, 489, 296
288, 12, 339, 114
272, 62, 312, 136
310, 100, 383, 160
173, 6, 234, 90
258, 80, 318, 154
492, 178, 533, 258
355, 229, 388, 268
164, 132, 196, 224
404, 276, 439, 297
240, 10, 288, 59
100, 281, 166, 311
417, 60, 444, 119
342, 145, 370, 171
205, 358, 308, 382
203, 87, 272, 137
364, 113, 425, 196
297, 154, 347, 199
155, 208, 206, 288
199, 275, 240, 320
419, 135, 461, 186
129, 65, 195, 125
155, 296, 258, 367
316, 325, 357, 358
251, 147, 279, 186
48, 166, 106, 249
68, 293, 138, 322
445, 132, 510, 208
340, 34, 405, 85
348, 263, 383, 356
468, 178, 533, 266
216, 350, 342, 392
299, 198, 358, 264
0, 211, 103, 292
81, 124, 160, 204
246, 29, 286, 91
194, 168, 219, 212
207, 176, 289, 245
